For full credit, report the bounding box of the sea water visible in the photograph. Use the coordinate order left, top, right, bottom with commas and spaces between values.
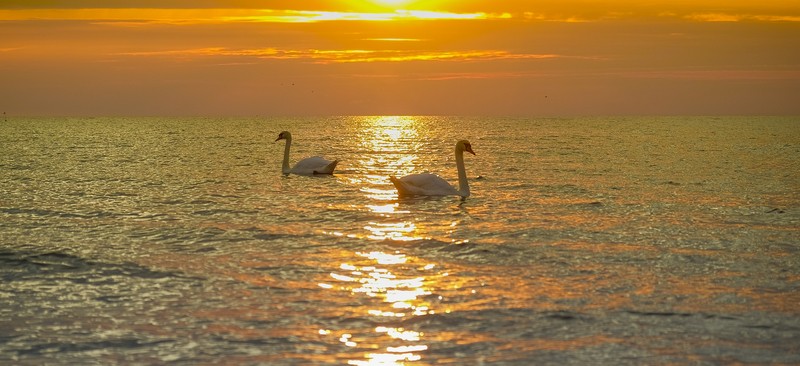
1, 116, 798, 364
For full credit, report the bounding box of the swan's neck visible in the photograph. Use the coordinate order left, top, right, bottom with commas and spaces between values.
281, 137, 292, 174
455, 148, 470, 197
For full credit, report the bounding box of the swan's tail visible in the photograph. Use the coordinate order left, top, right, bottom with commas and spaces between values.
389, 176, 410, 197
314, 160, 339, 175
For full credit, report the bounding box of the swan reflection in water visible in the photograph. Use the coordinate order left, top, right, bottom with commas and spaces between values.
317, 116, 450, 364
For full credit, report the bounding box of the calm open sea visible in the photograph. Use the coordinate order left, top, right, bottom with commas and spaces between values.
1, 116, 798, 365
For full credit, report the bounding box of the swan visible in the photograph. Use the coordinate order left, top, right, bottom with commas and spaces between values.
390, 140, 475, 198
275, 131, 339, 175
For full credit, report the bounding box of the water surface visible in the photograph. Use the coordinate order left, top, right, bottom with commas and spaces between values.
1, 116, 799, 364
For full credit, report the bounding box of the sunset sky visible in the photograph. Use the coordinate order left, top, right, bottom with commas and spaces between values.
1, 0, 799, 116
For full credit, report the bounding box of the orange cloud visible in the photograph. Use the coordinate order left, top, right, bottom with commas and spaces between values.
416, 71, 547, 80
620, 69, 800, 80
0, 8, 504, 24
362, 38, 425, 42
2, 6, 798, 25
117, 47, 564, 64
685, 13, 800, 22
224, 9, 504, 22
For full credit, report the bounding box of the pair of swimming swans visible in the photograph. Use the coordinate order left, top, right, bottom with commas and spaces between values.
276, 131, 476, 198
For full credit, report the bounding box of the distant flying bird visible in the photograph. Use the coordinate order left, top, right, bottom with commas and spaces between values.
390, 140, 476, 199
275, 131, 339, 175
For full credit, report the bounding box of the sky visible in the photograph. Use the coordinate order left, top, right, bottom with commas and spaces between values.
1, 0, 799, 116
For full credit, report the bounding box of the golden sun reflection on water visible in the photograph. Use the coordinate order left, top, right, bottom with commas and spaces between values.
364, 221, 419, 241
365, 203, 409, 214
320, 250, 439, 365
319, 116, 448, 364
334, 116, 430, 243
351, 115, 422, 187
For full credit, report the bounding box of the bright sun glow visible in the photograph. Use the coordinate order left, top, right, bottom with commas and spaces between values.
372, 0, 413, 7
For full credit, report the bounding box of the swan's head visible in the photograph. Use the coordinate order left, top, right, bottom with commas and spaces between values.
275, 131, 291, 142
457, 140, 475, 155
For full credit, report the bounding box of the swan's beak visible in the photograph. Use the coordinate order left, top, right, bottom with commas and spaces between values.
465, 146, 475, 155
275, 136, 283, 142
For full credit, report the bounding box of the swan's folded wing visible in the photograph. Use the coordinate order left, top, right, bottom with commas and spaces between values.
394, 173, 458, 196
291, 156, 336, 175
314, 159, 339, 174
389, 176, 413, 197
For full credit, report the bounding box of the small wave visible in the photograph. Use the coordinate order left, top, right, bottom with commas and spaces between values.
1, 207, 119, 219
402, 308, 592, 336
0, 250, 190, 281
0, 250, 87, 271
21, 207, 139, 221
253, 233, 289, 241
411, 240, 525, 265
192, 208, 260, 216
18, 339, 174, 357
625, 310, 693, 318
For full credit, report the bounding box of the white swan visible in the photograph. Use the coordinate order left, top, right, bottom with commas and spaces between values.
390, 140, 475, 198
275, 131, 339, 175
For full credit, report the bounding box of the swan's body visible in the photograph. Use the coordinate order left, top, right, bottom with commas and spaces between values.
276, 131, 338, 175
390, 140, 475, 198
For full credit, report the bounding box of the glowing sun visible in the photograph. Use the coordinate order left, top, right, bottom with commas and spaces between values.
371, 0, 414, 8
